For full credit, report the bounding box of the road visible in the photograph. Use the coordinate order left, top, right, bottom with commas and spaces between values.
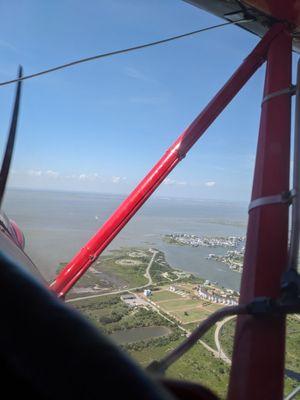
67, 250, 158, 303
146, 296, 219, 356
213, 313, 300, 366
67, 250, 231, 364
214, 316, 235, 365
144, 250, 158, 286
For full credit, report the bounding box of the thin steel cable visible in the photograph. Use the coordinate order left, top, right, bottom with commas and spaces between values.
0, 66, 22, 208
0, 19, 252, 88
284, 385, 300, 400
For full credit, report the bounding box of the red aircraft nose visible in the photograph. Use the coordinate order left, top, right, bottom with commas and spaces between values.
9, 219, 25, 250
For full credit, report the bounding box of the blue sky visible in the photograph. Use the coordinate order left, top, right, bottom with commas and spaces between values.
0, 0, 297, 201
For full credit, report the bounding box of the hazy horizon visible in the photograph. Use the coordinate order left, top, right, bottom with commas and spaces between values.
3, 188, 246, 290
6, 186, 249, 206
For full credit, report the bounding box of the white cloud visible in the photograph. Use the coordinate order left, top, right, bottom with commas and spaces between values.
112, 176, 126, 184
79, 174, 87, 181
205, 181, 216, 187
28, 169, 42, 177
65, 174, 77, 179
78, 172, 103, 182
164, 178, 187, 186
45, 170, 59, 178
27, 169, 59, 178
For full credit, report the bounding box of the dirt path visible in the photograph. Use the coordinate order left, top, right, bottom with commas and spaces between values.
214, 316, 235, 365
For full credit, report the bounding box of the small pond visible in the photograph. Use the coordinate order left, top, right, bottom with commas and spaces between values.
109, 326, 171, 345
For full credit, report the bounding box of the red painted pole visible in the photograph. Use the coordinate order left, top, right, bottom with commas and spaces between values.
51, 23, 285, 298
228, 28, 292, 400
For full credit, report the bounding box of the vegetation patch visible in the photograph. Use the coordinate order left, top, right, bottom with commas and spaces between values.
128, 339, 230, 399
67, 247, 299, 399
72, 294, 174, 335
218, 315, 300, 396
151, 290, 183, 302
173, 309, 211, 324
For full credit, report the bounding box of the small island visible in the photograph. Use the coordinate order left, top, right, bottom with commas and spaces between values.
164, 233, 245, 248
207, 250, 244, 273
164, 233, 245, 273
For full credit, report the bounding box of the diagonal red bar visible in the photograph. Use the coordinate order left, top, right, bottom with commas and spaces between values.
228, 28, 292, 400
51, 23, 285, 298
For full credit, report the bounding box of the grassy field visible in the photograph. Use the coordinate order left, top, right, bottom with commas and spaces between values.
72, 294, 175, 335
64, 247, 206, 299
58, 262, 111, 290
218, 315, 300, 396
66, 248, 151, 295
97, 251, 149, 287
151, 290, 182, 302
99, 260, 148, 287
152, 290, 222, 324
158, 298, 199, 310
129, 339, 230, 399
67, 246, 300, 398
71, 293, 231, 398
67, 247, 202, 297
173, 308, 211, 324
71, 291, 300, 399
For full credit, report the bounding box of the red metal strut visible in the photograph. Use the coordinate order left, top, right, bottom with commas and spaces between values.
228, 28, 292, 400
51, 23, 285, 298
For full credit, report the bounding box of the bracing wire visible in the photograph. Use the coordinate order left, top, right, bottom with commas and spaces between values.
147, 304, 247, 373
0, 18, 252, 88
284, 385, 300, 400
0, 66, 22, 208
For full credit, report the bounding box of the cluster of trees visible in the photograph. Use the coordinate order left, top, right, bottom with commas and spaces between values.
177, 275, 204, 284
100, 308, 174, 334
123, 330, 182, 352
99, 309, 125, 324
76, 295, 121, 312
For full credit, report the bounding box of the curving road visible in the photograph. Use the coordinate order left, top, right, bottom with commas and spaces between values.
68, 250, 157, 303
214, 315, 236, 365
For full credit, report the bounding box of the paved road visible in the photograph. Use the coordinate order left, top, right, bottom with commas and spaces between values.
67, 250, 158, 303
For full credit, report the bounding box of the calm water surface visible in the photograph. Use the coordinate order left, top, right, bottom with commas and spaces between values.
109, 326, 171, 344
3, 189, 247, 290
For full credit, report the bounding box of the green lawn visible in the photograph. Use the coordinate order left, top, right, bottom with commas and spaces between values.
151, 290, 182, 302
152, 291, 222, 324
173, 308, 211, 324
158, 298, 200, 311
285, 316, 300, 376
